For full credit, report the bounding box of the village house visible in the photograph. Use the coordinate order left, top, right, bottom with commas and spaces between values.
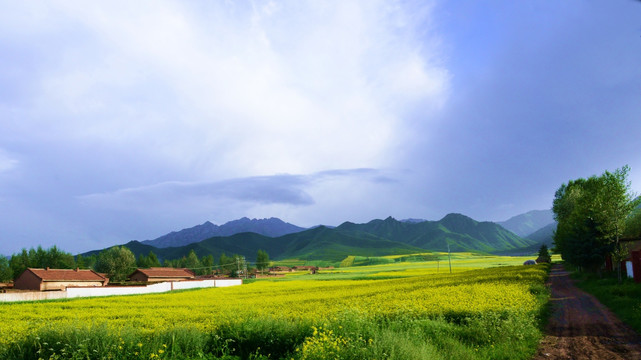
269, 266, 292, 273
14, 268, 109, 291
128, 267, 195, 283
292, 266, 319, 274
292, 266, 318, 271
605, 237, 641, 282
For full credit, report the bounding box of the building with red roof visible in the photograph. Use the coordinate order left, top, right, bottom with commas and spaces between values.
128, 267, 195, 283
14, 268, 109, 291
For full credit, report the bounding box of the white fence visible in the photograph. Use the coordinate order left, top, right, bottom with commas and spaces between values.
0, 279, 242, 303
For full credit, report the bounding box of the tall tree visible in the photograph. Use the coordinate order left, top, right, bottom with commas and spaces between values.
553, 166, 640, 278
537, 245, 551, 263
184, 250, 201, 272
218, 253, 233, 274
597, 167, 641, 280
9, 246, 76, 280
9, 249, 30, 280
44, 245, 75, 269
0, 256, 12, 282
256, 249, 270, 274
75, 254, 88, 269
137, 254, 150, 268
94, 246, 136, 282
201, 255, 214, 275
147, 251, 161, 267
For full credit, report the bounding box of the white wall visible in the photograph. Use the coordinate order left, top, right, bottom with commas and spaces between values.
66, 282, 172, 298
172, 280, 215, 290
0, 291, 68, 302
214, 279, 243, 287
0, 279, 242, 302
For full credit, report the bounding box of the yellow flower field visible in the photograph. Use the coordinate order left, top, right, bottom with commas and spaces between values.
0, 263, 547, 355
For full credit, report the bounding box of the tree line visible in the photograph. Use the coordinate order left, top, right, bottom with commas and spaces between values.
0, 245, 270, 283
553, 165, 641, 280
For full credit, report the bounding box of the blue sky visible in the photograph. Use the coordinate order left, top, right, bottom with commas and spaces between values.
1, 1, 640, 255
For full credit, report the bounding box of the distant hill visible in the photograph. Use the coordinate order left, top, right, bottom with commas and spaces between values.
140, 217, 306, 248
526, 222, 556, 246
83, 213, 539, 263
336, 214, 535, 253
498, 210, 555, 237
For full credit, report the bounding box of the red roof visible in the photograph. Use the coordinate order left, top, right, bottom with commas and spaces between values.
27, 268, 107, 282
132, 267, 195, 278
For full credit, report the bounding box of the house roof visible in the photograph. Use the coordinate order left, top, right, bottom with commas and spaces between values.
26, 268, 107, 282
132, 267, 195, 278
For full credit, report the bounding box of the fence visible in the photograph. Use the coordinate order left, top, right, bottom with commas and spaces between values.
0, 279, 242, 302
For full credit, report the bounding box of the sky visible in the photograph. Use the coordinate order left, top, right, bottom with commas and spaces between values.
1, 1, 640, 255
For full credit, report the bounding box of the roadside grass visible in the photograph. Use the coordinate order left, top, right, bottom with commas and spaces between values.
573, 269, 641, 333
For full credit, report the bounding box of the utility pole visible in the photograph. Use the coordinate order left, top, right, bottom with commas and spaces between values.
242, 256, 247, 279
447, 242, 452, 274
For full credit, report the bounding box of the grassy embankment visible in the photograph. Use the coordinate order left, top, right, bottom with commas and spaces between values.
0, 254, 550, 360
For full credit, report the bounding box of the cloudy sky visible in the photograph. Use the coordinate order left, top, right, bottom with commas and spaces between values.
1, 1, 640, 255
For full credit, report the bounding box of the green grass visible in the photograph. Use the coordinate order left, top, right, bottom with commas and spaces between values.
4, 309, 545, 360
573, 269, 641, 333
2, 257, 550, 360
263, 253, 543, 282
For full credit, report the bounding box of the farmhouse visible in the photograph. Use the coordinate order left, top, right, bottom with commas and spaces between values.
292, 266, 318, 271
128, 267, 195, 283
269, 266, 292, 273
604, 237, 641, 282
621, 238, 641, 282
14, 268, 109, 291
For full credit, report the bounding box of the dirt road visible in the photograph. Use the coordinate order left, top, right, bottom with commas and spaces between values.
534, 264, 641, 359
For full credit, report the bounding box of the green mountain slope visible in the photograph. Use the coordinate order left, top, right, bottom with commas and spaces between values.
81, 213, 538, 262
276, 226, 425, 261
335, 214, 535, 253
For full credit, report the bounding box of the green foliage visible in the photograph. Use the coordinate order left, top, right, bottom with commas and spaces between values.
136, 250, 162, 268
200, 254, 214, 275
1, 307, 545, 360
94, 246, 136, 282
553, 166, 640, 273
75, 254, 96, 269
0, 256, 12, 282
537, 245, 551, 263
218, 253, 234, 274
256, 249, 269, 272
624, 208, 641, 238
9, 245, 76, 280
183, 249, 201, 270
575, 271, 641, 334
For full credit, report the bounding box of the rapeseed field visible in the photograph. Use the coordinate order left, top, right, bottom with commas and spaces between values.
0, 261, 549, 360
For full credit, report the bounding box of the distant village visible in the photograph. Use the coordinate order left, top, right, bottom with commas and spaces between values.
0, 264, 331, 302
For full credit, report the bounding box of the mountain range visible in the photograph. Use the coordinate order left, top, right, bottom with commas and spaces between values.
140, 217, 305, 248
83, 211, 553, 263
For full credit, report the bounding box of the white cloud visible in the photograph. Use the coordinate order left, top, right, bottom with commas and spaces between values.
0, 1, 451, 252
3, 0, 449, 180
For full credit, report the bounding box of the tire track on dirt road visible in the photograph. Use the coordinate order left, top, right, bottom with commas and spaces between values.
534, 264, 641, 359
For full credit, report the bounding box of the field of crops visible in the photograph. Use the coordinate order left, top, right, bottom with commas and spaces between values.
0, 258, 550, 360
